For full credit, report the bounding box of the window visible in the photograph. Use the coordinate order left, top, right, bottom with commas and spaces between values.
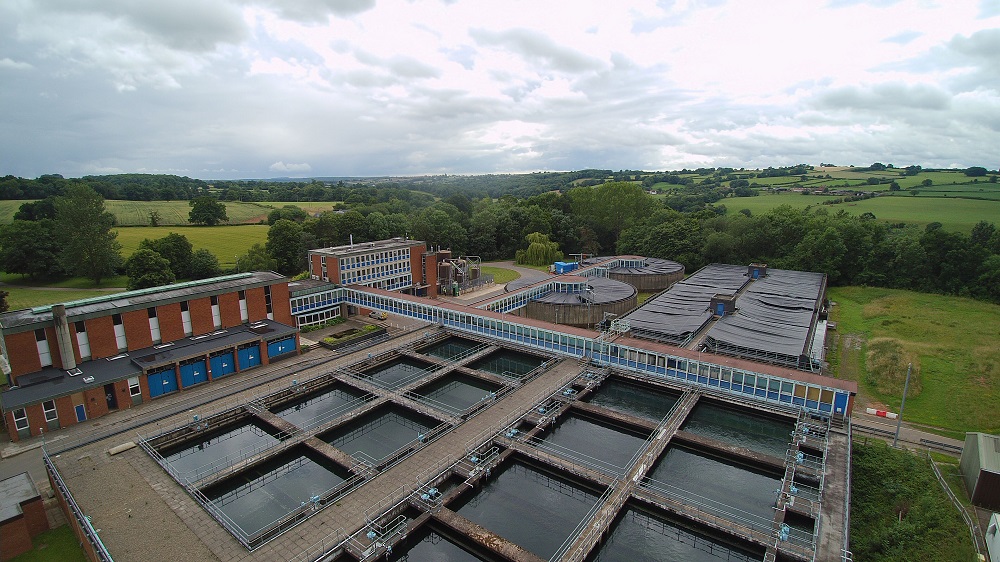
264, 286, 273, 319
112, 314, 127, 351
238, 290, 248, 322
147, 307, 161, 344
35, 328, 52, 367
210, 295, 221, 328
43, 400, 59, 429
128, 376, 142, 405
13, 408, 29, 438
75, 321, 91, 361
180, 300, 192, 336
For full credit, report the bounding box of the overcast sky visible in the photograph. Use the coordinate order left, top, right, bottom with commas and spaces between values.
1, 0, 998, 180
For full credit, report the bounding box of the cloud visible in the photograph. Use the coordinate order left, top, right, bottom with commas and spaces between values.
814, 83, 951, 112
269, 161, 313, 172
0, 57, 32, 70
245, 0, 377, 22
883, 30, 922, 45
470, 28, 602, 73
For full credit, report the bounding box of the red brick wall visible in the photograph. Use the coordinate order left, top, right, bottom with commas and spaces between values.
122, 310, 153, 350
410, 246, 424, 285
157, 302, 185, 343
21, 497, 49, 536
425, 253, 438, 299
188, 297, 214, 335
83, 387, 108, 420
43, 326, 65, 370
55, 396, 76, 429
310, 254, 322, 278
245, 287, 267, 321
85, 316, 118, 359
111, 380, 132, 411
331, 257, 341, 283
0, 518, 32, 561
269, 283, 293, 325
218, 292, 242, 327
5, 330, 42, 381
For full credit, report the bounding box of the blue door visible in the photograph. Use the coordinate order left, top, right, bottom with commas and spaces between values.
180, 360, 208, 388
210, 352, 236, 378
147, 369, 178, 398
238, 345, 261, 369
716, 302, 725, 316
75, 404, 87, 422
834, 392, 849, 415
267, 337, 296, 359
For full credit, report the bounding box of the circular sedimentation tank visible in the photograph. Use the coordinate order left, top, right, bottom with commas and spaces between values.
585, 256, 685, 292
506, 275, 636, 328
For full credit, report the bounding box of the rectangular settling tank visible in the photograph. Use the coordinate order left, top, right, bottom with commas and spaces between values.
453, 460, 602, 560
271, 383, 368, 430
202, 446, 350, 538
388, 523, 494, 561
411, 373, 501, 416
680, 401, 794, 458
361, 357, 434, 389
590, 506, 764, 562
536, 412, 650, 476
645, 445, 781, 529
468, 349, 545, 379
159, 419, 282, 480
321, 404, 440, 464
419, 336, 482, 361
584, 378, 680, 422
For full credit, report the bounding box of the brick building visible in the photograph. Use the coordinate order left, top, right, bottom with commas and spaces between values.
0, 272, 299, 442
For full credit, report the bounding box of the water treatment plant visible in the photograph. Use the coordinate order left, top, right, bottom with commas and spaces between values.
4, 248, 857, 562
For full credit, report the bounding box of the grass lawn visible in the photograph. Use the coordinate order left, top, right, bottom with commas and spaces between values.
850, 440, 977, 562
116, 225, 269, 267
481, 266, 519, 284
10, 525, 87, 562
2, 287, 123, 311
828, 286, 1000, 437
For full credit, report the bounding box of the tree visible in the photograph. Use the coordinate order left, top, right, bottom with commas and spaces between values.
922, 179, 933, 187
188, 249, 221, 279
235, 243, 278, 272
188, 196, 228, 225
138, 233, 193, 278
515, 232, 563, 266
13, 197, 58, 221
149, 210, 161, 226
0, 219, 65, 278
0, 290, 7, 313
965, 166, 988, 177
125, 248, 175, 290
267, 205, 307, 225
266, 219, 306, 275
970, 221, 995, 247
54, 185, 122, 285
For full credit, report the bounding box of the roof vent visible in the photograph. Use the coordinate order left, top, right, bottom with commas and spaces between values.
106, 353, 129, 361
250, 321, 267, 329
67, 367, 83, 377
82, 375, 95, 383
153, 343, 174, 349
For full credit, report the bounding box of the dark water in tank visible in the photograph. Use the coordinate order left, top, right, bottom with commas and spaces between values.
321, 404, 439, 462
589, 506, 764, 562
362, 357, 434, 389
204, 447, 349, 536
387, 525, 489, 561
421, 336, 481, 360
453, 461, 601, 559
469, 349, 545, 378
271, 383, 368, 429
413, 373, 501, 415
584, 379, 679, 422
536, 413, 650, 475
160, 418, 281, 478
646, 446, 782, 528
681, 402, 794, 458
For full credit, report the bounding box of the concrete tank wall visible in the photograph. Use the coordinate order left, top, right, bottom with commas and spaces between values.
610, 269, 685, 292
524, 295, 637, 328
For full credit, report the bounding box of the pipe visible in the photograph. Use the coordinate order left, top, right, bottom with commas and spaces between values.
52, 304, 76, 370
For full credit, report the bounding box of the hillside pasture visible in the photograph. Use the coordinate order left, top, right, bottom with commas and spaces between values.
116, 225, 269, 267
828, 286, 1000, 437
0, 200, 342, 226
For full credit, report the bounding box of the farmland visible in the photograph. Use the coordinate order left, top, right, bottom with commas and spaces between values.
0, 200, 341, 226
116, 225, 269, 267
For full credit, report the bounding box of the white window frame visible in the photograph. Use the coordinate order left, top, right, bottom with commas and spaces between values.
35, 329, 52, 367
13, 408, 29, 431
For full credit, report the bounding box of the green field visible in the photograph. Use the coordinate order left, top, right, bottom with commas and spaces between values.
827, 286, 1000, 437
725, 192, 999, 233
0, 200, 340, 226
116, 225, 269, 267
481, 266, 520, 284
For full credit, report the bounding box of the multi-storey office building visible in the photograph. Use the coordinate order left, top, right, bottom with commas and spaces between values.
307, 237, 430, 292
0, 272, 298, 442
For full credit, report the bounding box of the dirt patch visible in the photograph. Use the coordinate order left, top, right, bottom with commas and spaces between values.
866, 338, 921, 397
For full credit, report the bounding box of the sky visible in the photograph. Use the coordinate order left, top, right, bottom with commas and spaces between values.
1, 0, 998, 180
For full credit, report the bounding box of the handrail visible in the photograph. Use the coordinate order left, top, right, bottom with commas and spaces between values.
43, 449, 115, 562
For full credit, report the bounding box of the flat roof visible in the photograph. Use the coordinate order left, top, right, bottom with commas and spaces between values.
506, 276, 637, 305
968, 433, 1000, 474
308, 237, 424, 258
1, 319, 297, 412
288, 278, 338, 296
0, 472, 39, 522
0, 271, 287, 332
623, 264, 749, 344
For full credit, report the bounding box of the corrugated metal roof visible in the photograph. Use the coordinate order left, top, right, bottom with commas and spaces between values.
972, 433, 1000, 474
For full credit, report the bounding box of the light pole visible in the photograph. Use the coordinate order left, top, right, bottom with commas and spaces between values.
892, 363, 912, 448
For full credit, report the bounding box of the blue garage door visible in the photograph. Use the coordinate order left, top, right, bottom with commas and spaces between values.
147, 369, 178, 398
180, 359, 208, 388
238, 344, 261, 370
267, 337, 296, 359
210, 351, 236, 378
